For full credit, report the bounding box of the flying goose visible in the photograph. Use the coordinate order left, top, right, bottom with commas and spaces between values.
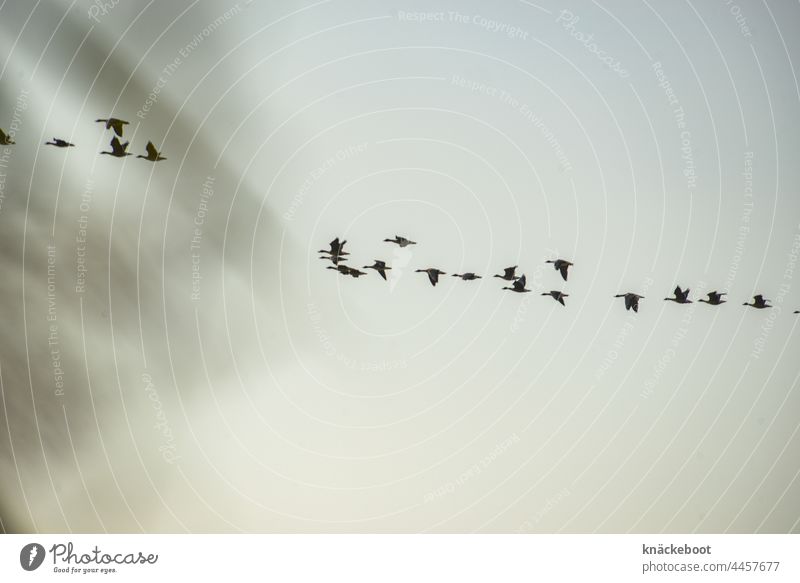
503, 274, 531, 293
100, 136, 131, 157
664, 286, 692, 304
415, 268, 446, 286
542, 290, 568, 306
698, 291, 726, 305
494, 266, 519, 281
137, 141, 166, 162
546, 259, 573, 281
347, 268, 367, 278
452, 272, 482, 280
384, 235, 416, 247
45, 138, 75, 148
0, 129, 15, 145
327, 264, 355, 276
319, 238, 349, 256
743, 295, 771, 309
364, 260, 391, 280
95, 117, 129, 137
319, 253, 347, 265
615, 293, 644, 312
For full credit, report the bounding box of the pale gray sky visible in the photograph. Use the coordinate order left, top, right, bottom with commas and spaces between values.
0, 0, 798, 533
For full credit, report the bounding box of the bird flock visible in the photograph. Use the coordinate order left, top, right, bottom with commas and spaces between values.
2, 117, 797, 317
321, 237, 800, 314
1, 118, 166, 161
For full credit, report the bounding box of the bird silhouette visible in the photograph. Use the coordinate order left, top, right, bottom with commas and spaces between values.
327, 264, 353, 276
542, 290, 568, 305
794, 310, 799, 314
319, 253, 347, 265
45, 138, 75, 148
503, 274, 531, 293
364, 260, 391, 280
452, 272, 482, 280
95, 117, 129, 137
664, 285, 692, 304
384, 235, 416, 247
615, 293, 644, 312
347, 268, 367, 278
546, 259, 573, 281
0, 129, 15, 145
743, 294, 771, 309
100, 137, 131, 157
415, 268, 445, 286
319, 238, 349, 256
137, 141, 166, 161
494, 266, 519, 281
698, 291, 726, 305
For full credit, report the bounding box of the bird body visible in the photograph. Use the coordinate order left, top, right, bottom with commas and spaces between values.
319, 238, 349, 257
364, 260, 391, 280
542, 290, 568, 305
503, 274, 530, 293
743, 295, 771, 309
384, 235, 416, 247
95, 117, 129, 137
494, 266, 519, 281
452, 272, 482, 280
698, 291, 726, 305
100, 136, 131, 157
137, 141, 166, 161
665, 285, 692, 304
416, 268, 445, 286
0, 128, 15, 145
546, 259, 573, 281
45, 138, 75, 148
615, 293, 644, 312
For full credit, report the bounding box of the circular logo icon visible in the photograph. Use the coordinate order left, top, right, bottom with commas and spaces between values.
20, 543, 46, 571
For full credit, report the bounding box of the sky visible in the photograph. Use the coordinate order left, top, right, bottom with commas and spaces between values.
0, 0, 798, 533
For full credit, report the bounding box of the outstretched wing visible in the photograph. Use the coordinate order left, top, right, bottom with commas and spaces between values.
145, 141, 158, 158
428, 271, 438, 286
559, 264, 569, 281
754, 294, 764, 303
516, 274, 527, 289
557, 293, 565, 306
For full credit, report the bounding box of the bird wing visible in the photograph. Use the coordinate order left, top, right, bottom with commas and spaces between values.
559, 264, 569, 281
110, 119, 125, 136
109, 136, 123, 153
145, 141, 158, 158
504, 266, 516, 278
624, 295, 633, 310
516, 274, 527, 289
377, 268, 387, 280
0, 129, 6, 140
754, 294, 764, 303
557, 294, 565, 306
428, 271, 438, 286
632, 300, 639, 313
